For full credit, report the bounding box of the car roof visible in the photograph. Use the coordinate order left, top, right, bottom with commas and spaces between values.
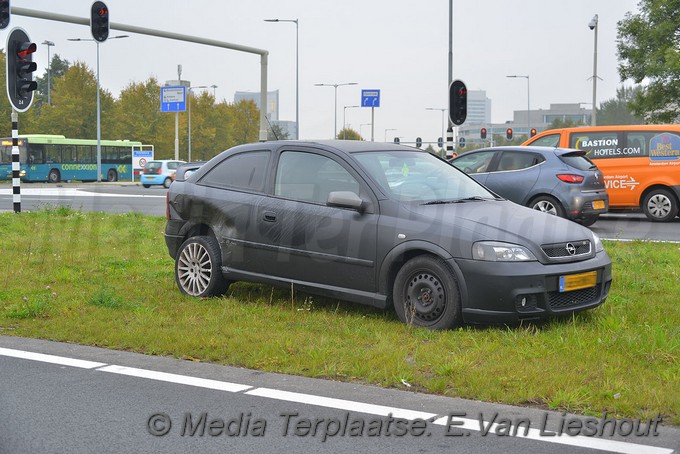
229, 140, 426, 155
454, 146, 582, 157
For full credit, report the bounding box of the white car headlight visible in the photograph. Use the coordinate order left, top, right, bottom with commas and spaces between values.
592, 232, 604, 252
472, 241, 537, 262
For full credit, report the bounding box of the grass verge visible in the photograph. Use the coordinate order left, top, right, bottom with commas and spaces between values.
0, 207, 678, 425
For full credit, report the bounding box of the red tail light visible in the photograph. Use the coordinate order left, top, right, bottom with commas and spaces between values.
556, 174, 584, 184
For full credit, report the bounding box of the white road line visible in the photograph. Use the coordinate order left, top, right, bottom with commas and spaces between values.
96, 364, 252, 393
0, 347, 106, 369
0, 188, 164, 198
0, 347, 674, 454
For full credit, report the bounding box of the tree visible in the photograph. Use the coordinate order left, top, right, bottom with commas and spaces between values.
547, 118, 585, 130
617, 0, 680, 122
337, 128, 362, 140
267, 123, 290, 141
34, 54, 71, 108
597, 85, 644, 125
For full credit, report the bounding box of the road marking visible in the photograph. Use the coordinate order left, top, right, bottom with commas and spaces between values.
0, 347, 106, 369
97, 364, 252, 392
0, 187, 165, 198
0, 346, 674, 454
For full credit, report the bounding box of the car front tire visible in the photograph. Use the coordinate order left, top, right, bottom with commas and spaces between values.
642, 188, 679, 222
163, 177, 172, 189
393, 255, 461, 330
175, 236, 229, 297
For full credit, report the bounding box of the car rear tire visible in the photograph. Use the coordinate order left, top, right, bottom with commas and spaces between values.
48, 169, 61, 183
163, 177, 172, 189
143, 184, 151, 188
529, 195, 565, 218
642, 188, 678, 222
393, 255, 461, 330
175, 236, 230, 297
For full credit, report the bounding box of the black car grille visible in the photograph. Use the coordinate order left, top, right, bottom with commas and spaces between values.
548, 285, 600, 309
542, 240, 591, 259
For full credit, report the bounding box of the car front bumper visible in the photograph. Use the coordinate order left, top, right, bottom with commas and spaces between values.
452, 251, 612, 324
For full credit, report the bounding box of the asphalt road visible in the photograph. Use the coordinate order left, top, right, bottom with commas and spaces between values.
1, 337, 677, 454
1, 182, 679, 242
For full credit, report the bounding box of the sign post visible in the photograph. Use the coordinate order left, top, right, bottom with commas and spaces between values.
161, 85, 186, 160
361, 89, 380, 142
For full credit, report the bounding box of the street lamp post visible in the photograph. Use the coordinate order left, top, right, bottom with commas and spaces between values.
68, 35, 129, 182
426, 107, 447, 155
41, 40, 55, 105
315, 82, 357, 139
589, 14, 599, 126
265, 18, 299, 139
188, 85, 208, 162
343, 105, 360, 139
384, 128, 397, 143
210, 84, 218, 99
506, 75, 530, 137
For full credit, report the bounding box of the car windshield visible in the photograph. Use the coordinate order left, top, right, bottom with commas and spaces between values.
355, 150, 497, 203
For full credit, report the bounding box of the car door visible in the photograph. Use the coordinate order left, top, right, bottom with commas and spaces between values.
483, 150, 543, 204
252, 148, 379, 293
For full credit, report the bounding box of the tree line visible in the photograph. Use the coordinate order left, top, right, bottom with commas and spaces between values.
0, 51, 266, 161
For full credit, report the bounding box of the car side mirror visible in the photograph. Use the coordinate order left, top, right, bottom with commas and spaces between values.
327, 191, 364, 212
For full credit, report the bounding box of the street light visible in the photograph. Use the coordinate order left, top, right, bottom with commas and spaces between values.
589, 14, 599, 126
41, 40, 55, 105
188, 85, 208, 162
68, 35, 129, 182
210, 84, 218, 99
506, 75, 530, 137
384, 128, 397, 143
315, 82, 357, 139
343, 105, 360, 139
265, 18, 299, 139
426, 107, 447, 155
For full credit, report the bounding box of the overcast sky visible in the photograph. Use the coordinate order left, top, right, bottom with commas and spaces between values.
4, 0, 641, 143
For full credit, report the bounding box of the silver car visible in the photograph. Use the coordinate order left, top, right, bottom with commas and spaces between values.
450, 146, 608, 226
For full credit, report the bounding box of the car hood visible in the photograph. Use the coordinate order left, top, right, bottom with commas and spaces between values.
399, 199, 594, 260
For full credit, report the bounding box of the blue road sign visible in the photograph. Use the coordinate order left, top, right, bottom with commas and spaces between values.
361, 89, 380, 107
160, 86, 186, 112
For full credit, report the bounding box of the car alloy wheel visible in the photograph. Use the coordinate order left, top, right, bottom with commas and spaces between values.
175, 236, 229, 297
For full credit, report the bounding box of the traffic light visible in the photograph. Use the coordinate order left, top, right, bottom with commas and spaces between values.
459, 137, 466, 148
91, 1, 109, 42
480, 128, 487, 139
449, 79, 467, 126
530, 128, 537, 137
416, 137, 422, 148
393, 137, 400, 144
506, 128, 513, 140
437, 137, 443, 148
6, 28, 37, 112
0, 0, 9, 29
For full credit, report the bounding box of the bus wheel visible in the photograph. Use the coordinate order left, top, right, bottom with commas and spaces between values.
48, 169, 61, 183
107, 169, 118, 182
642, 188, 679, 222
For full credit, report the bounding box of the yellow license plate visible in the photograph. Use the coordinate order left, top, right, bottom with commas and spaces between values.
592, 200, 605, 210
559, 271, 597, 292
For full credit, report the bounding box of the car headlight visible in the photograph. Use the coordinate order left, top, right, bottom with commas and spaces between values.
592, 232, 604, 253
472, 241, 537, 262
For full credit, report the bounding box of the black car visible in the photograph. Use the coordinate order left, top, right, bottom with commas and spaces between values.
165, 141, 612, 329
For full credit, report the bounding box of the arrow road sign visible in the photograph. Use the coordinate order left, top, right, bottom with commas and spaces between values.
361, 89, 380, 107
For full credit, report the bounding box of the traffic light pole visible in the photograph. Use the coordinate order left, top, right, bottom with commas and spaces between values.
11, 6, 270, 142
11, 109, 20, 213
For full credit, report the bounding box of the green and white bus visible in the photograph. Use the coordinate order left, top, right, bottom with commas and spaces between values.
0, 134, 152, 182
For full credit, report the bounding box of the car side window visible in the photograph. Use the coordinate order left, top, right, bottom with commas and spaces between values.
451, 151, 495, 174
529, 134, 560, 147
496, 151, 542, 171
275, 151, 360, 204
200, 151, 270, 191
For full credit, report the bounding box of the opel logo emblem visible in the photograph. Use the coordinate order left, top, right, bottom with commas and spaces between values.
566, 243, 576, 255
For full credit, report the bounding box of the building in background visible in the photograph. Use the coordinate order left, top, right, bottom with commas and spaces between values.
234, 90, 297, 139
466, 90, 492, 125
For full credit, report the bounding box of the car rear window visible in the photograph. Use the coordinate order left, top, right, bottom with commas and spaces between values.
559, 152, 596, 171
146, 162, 162, 170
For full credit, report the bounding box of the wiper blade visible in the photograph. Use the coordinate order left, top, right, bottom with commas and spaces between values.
422, 199, 462, 205
422, 196, 495, 205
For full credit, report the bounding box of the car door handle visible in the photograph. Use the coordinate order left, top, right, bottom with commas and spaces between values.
263, 211, 277, 222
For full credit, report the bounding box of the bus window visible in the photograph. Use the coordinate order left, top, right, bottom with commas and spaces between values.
46, 144, 61, 163
27, 143, 45, 164
529, 133, 560, 147
569, 131, 627, 159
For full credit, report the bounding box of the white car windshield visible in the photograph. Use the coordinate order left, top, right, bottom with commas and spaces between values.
355, 151, 497, 203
